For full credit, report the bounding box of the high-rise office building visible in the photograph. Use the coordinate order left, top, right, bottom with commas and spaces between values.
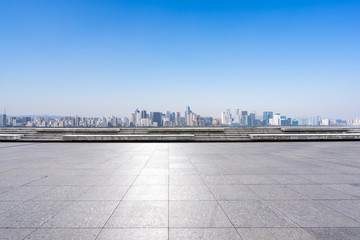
249, 113, 256, 127
141, 110, 147, 119
0, 113, 6, 128
311, 116, 321, 126
270, 113, 281, 125
185, 106, 191, 126
221, 112, 226, 125
170, 112, 175, 123
151, 112, 162, 127
225, 108, 232, 125
75, 116, 80, 127
175, 112, 181, 126
241, 115, 249, 126
263, 111, 273, 125
234, 108, 241, 124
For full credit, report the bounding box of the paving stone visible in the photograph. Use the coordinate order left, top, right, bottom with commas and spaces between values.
140, 169, 168, 176
0, 201, 70, 227
0, 186, 53, 201
169, 163, 193, 168
76, 186, 129, 200
169, 168, 199, 176
43, 201, 118, 228
238, 228, 317, 240
319, 200, 360, 222
268, 200, 360, 227
106, 200, 168, 227
301, 174, 360, 184
98, 228, 168, 240
234, 175, 278, 184
305, 227, 360, 240
249, 185, 308, 200
0, 229, 34, 240
169, 201, 232, 227
169, 175, 205, 185
24, 229, 100, 240
327, 184, 360, 198
123, 185, 168, 200
170, 185, 214, 200
288, 185, 356, 200
209, 185, 260, 200
34, 186, 92, 200
0, 201, 22, 214
133, 175, 168, 185
269, 175, 315, 184
169, 228, 242, 240
220, 200, 296, 227
202, 175, 238, 185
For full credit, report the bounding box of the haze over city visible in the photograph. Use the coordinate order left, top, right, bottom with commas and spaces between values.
1, 0, 359, 119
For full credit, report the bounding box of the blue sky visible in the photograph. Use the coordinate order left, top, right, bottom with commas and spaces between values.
0, 0, 359, 119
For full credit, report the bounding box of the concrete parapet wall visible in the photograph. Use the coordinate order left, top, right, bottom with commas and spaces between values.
0, 134, 24, 140
250, 133, 360, 141
63, 134, 195, 142
1, 127, 360, 142
148, 128, 225, 132
281, 127, 350, 132
36, 128, 121, 133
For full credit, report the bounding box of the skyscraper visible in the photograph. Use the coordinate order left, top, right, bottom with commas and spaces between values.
0, 113, 6, 128
263, 111, 273, 125
170, 112, 175, 123
141, 110, 147, 119
249, 113, 256, 127
175, 112, 181, 126
234, 108, 241, 124
185, 106, 191, 126
241, 115, 249, 126
221, 112, 226, 125
225, 108, 232, 125
151, 112, 162, 127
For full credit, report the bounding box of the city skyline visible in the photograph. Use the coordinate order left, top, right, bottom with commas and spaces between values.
2, 105, 359, 128
2, 106, 359, 121
1, 0, 360, 119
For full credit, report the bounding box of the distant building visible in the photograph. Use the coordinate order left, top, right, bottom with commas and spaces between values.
185, 106, 191, 126
221, 112, 226, 125
225, 108, 232, 125
234, 109, 241, 124
281, 118, 292, 126
204, 117, 213, 126
140, 118, 151, 127
269, 113, 281, 126
0, 114, 6, 127
175, 112, 181, 126
212, 119, 219, 126
263, 111, 273, 125
241, 115, 248, 126
151, 112, 162, 127
141, 110, 147, 119
311, 116, 321, 126
321, 119, 330, 126
249, 113, 256, 127
170, 112, 175, 123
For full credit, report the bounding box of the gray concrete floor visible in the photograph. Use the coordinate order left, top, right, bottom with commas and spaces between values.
0, 142, 360, 240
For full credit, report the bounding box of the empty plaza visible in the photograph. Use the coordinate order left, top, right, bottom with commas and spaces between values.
1, 142, 360, 239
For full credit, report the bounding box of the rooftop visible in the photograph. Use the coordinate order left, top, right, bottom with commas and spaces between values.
1, 142, 360, 239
